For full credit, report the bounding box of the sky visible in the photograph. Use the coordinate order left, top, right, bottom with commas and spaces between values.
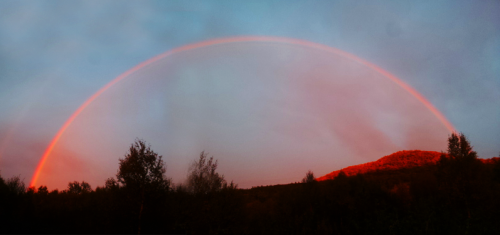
0, 0, 499, 190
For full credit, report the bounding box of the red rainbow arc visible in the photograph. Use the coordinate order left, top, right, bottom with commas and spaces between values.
29, 36, 456, 188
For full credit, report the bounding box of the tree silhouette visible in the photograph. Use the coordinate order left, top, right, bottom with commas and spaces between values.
438, 132, 479, 178
4, 176, 26, 195
104, 177, 119, 190
67, 181, 92, 194
437, 132, 481, 227
439, 133, 478, 170
335, 171, 347, 180
37, 185, 49, 195
187, 151, 229, 194
116, 139, 171, 234
494, 153, 500, 182
117, 139, 171, 192
301, 170, 315, 183
446, 132, 477, 161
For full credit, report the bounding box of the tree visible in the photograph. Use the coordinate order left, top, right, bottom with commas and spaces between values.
494, 153, 500, 182
187, 151, 233, 194
446, 132, 477, 161
116, 139, 171, 192
438, 132, 479, 177
437, 133, 481, 230
104, 177, 119, 190
301, 170, 316, 183
439, 132, 478, 169
116, 139, 171, 234
4, 176, 26, 195
67, 181, 92, 194
335, 171, 348, 181
37, 186, 49, 195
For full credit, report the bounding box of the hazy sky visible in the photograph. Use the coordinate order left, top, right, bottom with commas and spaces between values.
0, 0, 499, 189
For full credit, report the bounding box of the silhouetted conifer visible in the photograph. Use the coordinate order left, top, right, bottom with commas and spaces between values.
438, 132, 479, 179
442, 132, 477, 162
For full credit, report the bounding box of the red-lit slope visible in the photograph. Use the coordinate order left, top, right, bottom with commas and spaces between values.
317, 150, 442, 181
317, 150, 499, 181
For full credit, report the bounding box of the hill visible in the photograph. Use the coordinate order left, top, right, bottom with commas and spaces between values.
317, 150, 444, 181
317, 150, 499, 181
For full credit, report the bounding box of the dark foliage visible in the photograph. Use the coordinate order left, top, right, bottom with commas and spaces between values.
116, 139, 171, 192
301, 170, 315, 183
1, 135, 499, 234
67, 181, 92, 194
186, 151, 236, 194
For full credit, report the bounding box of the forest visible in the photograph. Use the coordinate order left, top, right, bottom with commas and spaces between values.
1, 133, 500, 234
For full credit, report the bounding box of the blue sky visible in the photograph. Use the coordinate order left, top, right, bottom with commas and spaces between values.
0, 0, 499, 189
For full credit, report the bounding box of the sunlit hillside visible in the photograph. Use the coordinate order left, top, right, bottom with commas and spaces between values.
317, 150, 442, 181
317, 150, 499, 181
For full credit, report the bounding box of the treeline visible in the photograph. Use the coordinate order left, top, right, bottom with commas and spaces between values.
1, 134, 500, 234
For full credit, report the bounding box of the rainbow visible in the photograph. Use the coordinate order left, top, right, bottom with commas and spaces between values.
29, 36, 456, 188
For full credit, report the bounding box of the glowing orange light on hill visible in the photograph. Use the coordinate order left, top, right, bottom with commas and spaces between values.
29, 36, 456, 188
